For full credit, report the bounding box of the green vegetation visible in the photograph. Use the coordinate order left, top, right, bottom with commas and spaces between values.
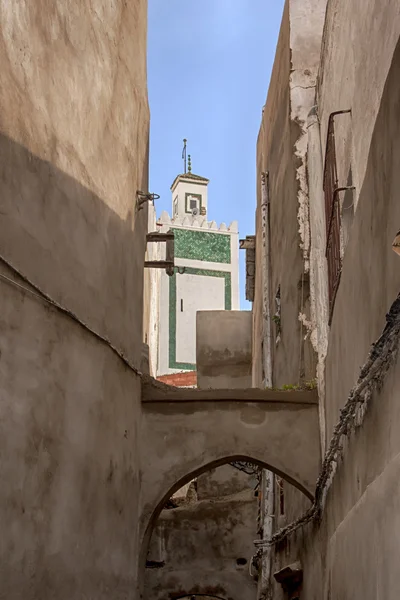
267, 379, 317, 392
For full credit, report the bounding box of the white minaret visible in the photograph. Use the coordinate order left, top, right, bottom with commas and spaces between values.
170, 154, 209, 219
156, 148, 239, 378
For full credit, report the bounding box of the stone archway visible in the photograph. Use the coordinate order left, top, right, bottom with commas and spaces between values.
138, 376, 321, 594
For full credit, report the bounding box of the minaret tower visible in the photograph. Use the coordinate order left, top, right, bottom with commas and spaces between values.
170, 152, 209, 219
156, 140, 239, 380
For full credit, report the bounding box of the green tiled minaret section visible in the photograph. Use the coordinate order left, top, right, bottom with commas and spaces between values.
169, 267, 232, 370
173, 228, 231, 263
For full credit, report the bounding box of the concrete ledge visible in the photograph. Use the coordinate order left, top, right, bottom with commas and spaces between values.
141, 375, 318, 405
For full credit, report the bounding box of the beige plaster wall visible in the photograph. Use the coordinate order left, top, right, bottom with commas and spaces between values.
197, 310, 252, 389
318, 0, 400, 215
197, 464, 254, 500
0, 2, 149, 598
144, 489, 258, 600
310, 33, 400, 599
317, 0, 400, 439
261, 10, 400, 600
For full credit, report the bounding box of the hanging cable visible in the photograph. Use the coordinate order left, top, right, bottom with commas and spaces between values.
0, 253, 143, 377
254, 292, 400, 550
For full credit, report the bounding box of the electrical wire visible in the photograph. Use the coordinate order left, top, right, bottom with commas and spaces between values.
0, 253, 142, 377
254, 291, 400, 550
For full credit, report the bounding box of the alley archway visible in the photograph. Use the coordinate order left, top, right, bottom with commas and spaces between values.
138, 376, 321, 594
143, 460, 262, 600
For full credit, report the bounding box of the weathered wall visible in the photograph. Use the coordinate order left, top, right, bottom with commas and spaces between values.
317, 0, 400, 439
253, 1, 290, 387
313, 31, 400, 599
252, 8, 327, 593
0, 2, 149, 598
197, 310, 252, 389
139, 392, 319, 546
317, 0, 400, 215
197, 464, 254, 500
253, 0, 325, 389
145, 482, 258, 600
259, 6, 400, 600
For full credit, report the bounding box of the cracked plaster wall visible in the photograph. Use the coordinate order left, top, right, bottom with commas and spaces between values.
253, 0, 324, 389
253, 2, 326, 598
255, 3, 400, 599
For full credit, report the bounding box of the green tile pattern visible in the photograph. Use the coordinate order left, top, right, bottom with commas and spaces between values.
173, 228, 231, 263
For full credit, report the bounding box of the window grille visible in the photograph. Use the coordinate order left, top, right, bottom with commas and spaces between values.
323, 109, 352, 323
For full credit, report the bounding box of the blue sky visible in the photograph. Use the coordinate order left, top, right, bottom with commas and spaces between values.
148, 0, 284, 308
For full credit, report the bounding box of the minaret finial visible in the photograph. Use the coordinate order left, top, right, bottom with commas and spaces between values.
188, 155, 192, 173
182, 138, 187, 173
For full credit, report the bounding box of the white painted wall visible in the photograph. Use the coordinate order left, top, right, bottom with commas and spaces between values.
157, 269, 171, 376
144, 204, 161, 376
176, 273, 225, 364
230, 224, 240, 310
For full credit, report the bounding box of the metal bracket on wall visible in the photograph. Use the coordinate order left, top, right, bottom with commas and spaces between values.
144, 231, 175, 276
136, 190, 160, 210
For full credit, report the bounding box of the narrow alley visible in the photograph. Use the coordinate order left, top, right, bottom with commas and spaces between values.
0, 2, 400, 600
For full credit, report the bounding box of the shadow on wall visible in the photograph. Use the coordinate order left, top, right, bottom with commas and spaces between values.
0, 132, 149, 364
144, 463, 260, 600
0, 133, 149, 599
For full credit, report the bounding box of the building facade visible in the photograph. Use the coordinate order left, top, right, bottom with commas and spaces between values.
0, 2, 150, 599
248, 1, 400, 598
156, 170, 239, 377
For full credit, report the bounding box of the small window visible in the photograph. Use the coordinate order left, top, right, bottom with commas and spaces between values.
185, 193, 202, 213
173, 196, 178, 216
323, 109, 353, 323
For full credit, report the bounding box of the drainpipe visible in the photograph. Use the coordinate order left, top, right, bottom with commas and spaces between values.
261, 171, 273, 389
307, 106, 329, 455
258, 172, 275, 600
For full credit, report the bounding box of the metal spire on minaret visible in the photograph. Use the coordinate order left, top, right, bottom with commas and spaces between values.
182, 138, 187, 173
188, 155, 192, 173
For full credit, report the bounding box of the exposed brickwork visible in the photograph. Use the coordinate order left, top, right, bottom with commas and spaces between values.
157, 371, 197, 387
